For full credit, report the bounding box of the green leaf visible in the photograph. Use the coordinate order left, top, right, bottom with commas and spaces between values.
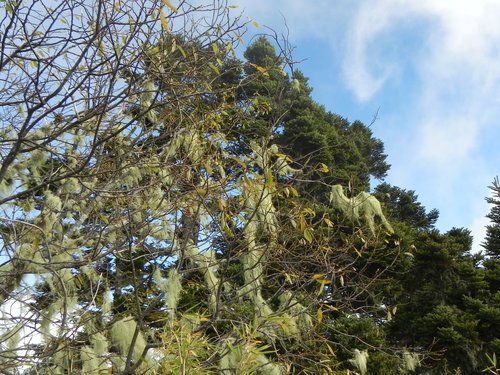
265, 169, 274, 190
303, 228, 314, 244
177, 45, 187, 58
317, 308, 323, 323
208, 63, 220, 75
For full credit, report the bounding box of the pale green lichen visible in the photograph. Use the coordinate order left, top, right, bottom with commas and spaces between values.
61, 177, 80, 194
45, 190, 63, 212
101, 289, 113, 315
153, 267, 183, 315
123, 166, 142, 187
91, 332, 108, 355
81, 332, 109, 374
81, 346, 101, 374
403, 350, 419, 371
184, 242, 220, 313
329, 184, 393, 235
236, 143, 286, 320
81, 266, 99, 283
349, 349, 369, 375
165, 269, 182, 317
278, 291, 313, 337
41, 296, 78, 338
110, 316, 147, 363
219, 338, 283, 375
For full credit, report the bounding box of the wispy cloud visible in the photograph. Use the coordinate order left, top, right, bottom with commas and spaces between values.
236, 0, 500, 250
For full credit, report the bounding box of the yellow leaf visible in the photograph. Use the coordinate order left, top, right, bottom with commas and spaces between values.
317, 162, 329, 173
323, 305, 338, 312
249, 63, 268, 76
326, 343, 336, 356
404, 252, 414, 257
220, 214, 233, 236
230, 156, 247, 169
161, 0, 178, 12
302, 207, 316, 217
317, 308, 323, 324
74, 274, 85, 288
289, 186, 299, 197
265, 169, 274, 189
252, 20, 260, 28
159, 10, 170, 32
211, 43, 219, 54
218, 199, 227, 211
299, 214, 306, 231
316, 283, 324, 296
320, 245, 332, 252
323, 217, 334, 228
312, 274, 324, 280
204, 162, 213, 175
233, 31, 243, 44
315, 279, 331, 285
177, 45, 187, 58
208, 63, 220, 75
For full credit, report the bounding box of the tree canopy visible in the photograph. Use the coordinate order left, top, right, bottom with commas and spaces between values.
0, 1, 498, 375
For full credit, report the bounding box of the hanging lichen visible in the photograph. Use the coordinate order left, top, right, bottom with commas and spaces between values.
184, 241, 220, 313
81, 332, 109, 374
165, 269, 182, 317
110, 316, 147, 364
236, 142, 287, 321
219, 338, 283, 375
278, 291, 313, 337
349, 349, 369, 375
403, 350, 420, 371
101, 289, 113, 315
329, 184, 393, 234
40, 295, 78, 338
153, 267, 182, 318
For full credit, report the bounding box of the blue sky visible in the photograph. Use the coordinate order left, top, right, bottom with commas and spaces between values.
234, 0, 500, 252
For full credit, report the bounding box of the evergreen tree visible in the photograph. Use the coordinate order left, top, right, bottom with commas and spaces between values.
480, 177, 500, 363
374, 183, 439, 231
484, 177, 500, 258
389, 228, 490, 373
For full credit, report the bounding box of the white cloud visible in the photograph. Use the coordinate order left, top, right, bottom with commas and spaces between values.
415, 116, 478, 171
470, 212, 489, 254
233, 0, 500, 246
